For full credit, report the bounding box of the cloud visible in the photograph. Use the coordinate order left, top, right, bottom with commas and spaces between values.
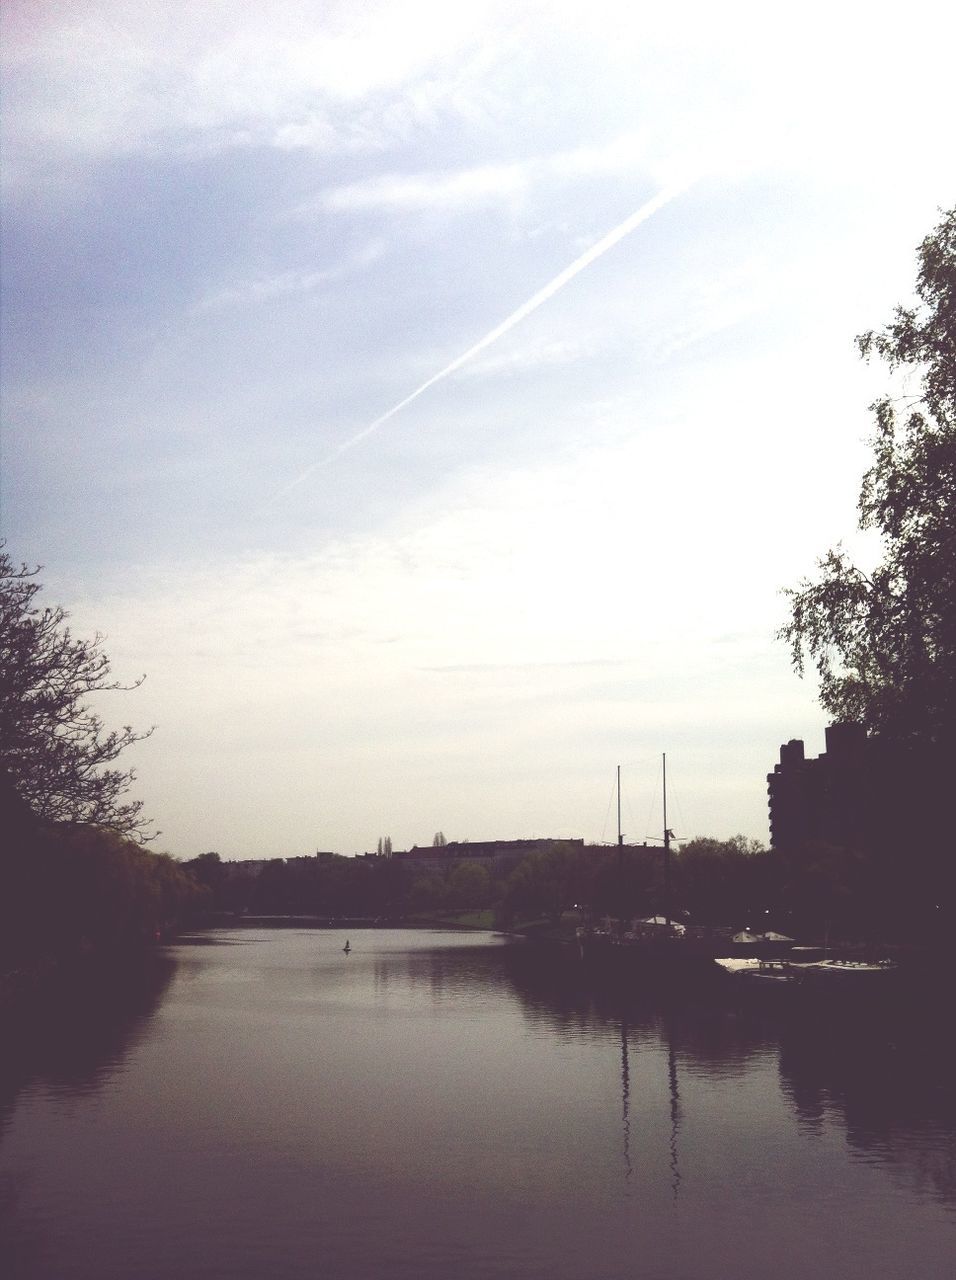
318, 134, 669, 217
324, 162, 530, 212
421, 658, 633, 673
8, 0, 955, 198
1, 1, 510, 182
194, 240, 386, 312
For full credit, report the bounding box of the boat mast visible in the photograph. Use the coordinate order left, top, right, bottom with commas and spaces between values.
616, 764, 625, 926
663, 753, 672, 926
617, 764, 623, 846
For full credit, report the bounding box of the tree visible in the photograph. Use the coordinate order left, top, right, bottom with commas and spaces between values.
780, 208, 955, 747
0, 550, 154, 839
500, 842, 586, 925
446, 860, 490, 910
675, 836, 771, 926
183, 851, 224, 891
432, 830, 447, 846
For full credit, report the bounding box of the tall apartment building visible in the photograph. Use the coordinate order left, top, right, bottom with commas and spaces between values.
767, 722, 947, 855
767, 723, 869, 851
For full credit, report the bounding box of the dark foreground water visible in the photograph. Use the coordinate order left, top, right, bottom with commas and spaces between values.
1, 929, 954, 1279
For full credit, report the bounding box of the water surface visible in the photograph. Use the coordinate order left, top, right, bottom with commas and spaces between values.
2, 928, 953, 1278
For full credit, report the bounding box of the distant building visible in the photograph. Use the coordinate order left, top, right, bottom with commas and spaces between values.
393, 838, 584, 872
221, 858, 274, 880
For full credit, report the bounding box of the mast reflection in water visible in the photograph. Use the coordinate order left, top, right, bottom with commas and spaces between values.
619, 1015, 682, 1198
1, 929, 953, 1280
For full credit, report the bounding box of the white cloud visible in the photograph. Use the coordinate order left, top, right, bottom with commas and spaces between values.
1, 0, 509, 177
324, 162, 531, 213
194, 240, 386, 312
7, 0, 953, 213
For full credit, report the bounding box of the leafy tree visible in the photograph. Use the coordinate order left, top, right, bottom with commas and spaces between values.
408, 872, 446, 914
1, 820, 206, 969
678, 835, 765, 859
432, 830, 447, 846
675, 836, 771, 926
446, 860, 490, 909
184, 851, 224, 890
500, 842, 587, 925
780, 208, 955, 747
252, 859, 291, 913
0, 550, 154, 839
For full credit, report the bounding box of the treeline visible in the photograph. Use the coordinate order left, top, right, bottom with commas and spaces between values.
1, 776, 207, 984
184, 834, 951, 945
188, 843, 761, 925
182, 839, 776, 933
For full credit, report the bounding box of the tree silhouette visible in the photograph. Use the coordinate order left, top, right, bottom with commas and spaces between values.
781, 208, 955, 747
0, 550, 154, 839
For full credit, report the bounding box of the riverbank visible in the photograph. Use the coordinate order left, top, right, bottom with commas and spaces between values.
200, 907, 581, 940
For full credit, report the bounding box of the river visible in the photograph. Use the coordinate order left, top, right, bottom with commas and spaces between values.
1, 928, 953, 1279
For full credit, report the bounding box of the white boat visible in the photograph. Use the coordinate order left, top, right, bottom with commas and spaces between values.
714, 955, 898, 985
713, 957, 799, 984
800, 957, 898, 979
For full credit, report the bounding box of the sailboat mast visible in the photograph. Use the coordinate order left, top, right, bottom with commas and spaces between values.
663, 753, 672, 926
616, 764, 625, 924
617, 764, 623, 846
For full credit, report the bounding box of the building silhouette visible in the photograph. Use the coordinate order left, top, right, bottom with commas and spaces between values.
394, 838, 584, 872
768, 722, 949, 865
767, 723, 868, 851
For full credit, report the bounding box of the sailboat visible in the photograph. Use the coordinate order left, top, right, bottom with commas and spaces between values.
579, 756, 729, 969
580, 757, 676, 947
619, 755, 686, 939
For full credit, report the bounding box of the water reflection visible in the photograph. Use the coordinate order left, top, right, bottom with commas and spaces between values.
620, 1020, 632, 1180
494, 941, 956, 1210
776, 1000, 956, 1206
666, 1024, 682, 1201
618, 1014, 682, 1195
0, 952, 177, 1125
172, 928, 955, 1216
0, 953, 177, 1278
245, 928, 956, 1213
1, 929, 953, 1280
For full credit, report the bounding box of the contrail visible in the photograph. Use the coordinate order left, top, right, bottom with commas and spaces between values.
276, 179, 690, 497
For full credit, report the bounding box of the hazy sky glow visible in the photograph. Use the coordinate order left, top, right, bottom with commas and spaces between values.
2, 1, 953, 856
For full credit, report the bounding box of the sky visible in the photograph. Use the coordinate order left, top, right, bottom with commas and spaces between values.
2, 0, 953, 858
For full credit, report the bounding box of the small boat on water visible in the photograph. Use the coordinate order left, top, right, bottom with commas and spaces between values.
343, 940, 351, 954
714, 957, 794, 982
714, 955, 898, 986
802, 957, 898, 980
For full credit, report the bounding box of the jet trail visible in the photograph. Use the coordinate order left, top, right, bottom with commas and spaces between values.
277, 180, 689, 496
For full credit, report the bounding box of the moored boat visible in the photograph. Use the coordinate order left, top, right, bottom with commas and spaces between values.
713, 955, 899, 987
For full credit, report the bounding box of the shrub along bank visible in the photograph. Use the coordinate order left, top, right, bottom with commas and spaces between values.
0, 779, 208, 997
